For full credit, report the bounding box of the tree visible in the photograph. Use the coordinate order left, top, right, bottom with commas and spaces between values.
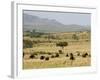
30, 29, 36, 38
47, 33, 51, 42
72, 34, 79, 40
23, 39, 33, 48
32, 29, 36, 33
56, 42, 68, 50
30, 29, 44, 38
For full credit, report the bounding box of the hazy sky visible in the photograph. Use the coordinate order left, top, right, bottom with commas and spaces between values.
23, 10, 91, 26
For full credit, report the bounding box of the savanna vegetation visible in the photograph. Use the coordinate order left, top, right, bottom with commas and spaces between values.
23, 29, 91, 69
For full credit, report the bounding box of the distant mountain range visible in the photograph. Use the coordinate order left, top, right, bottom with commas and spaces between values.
23, 13, 91, 33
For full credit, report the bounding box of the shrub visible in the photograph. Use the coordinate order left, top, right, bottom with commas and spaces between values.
56, 42, 68, 49
88, 54, 91, 57
76, 51, 81, 56
51, 55, 55, 58
66, 54, 69, 57
85, 52, 88, 56
30, 54, 35, 59
39, 51, 46, 54
58, 50, 63, 54
45, 57, 49, 61
70, 56, 75, 60
70, 53, 73, 56
72, 34, 79, 40
40, 56, 45, 60
47, 52, 52, 55
82, 53, 88, 58
23, 39, 33, 48
77, 53, 80, 56
55, 53, 59, 57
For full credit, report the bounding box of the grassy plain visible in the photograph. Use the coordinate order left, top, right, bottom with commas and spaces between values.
23, 31, 91, 69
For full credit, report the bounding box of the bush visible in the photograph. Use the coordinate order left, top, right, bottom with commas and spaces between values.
77, 53, 80, 56
88, 54, 91, 57
51, 55, 55, 58
39, 51, 46, 54
55, 53, 59, 57
70, 53, 73, 56
82, 54, 86, 58
45, 57, 49, 61
40, 56, 45, 60
30, 54, 35, 59
66, 54, 69, 57
56, 42, 68, 49
72, 34, 79, 40
76, 51, 81, 56
58, 50, 63, 54
70, 56, 75, 60
82, 53, 88, 58
85, 52, 88, 56
23, 39, 33, 48
47, 52, 52, 55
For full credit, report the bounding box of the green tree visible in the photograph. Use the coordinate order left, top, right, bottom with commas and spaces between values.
72, 34, 79, 40
32, 29, 36, 33
23, 39, 33, 48
56, 42, 68, 50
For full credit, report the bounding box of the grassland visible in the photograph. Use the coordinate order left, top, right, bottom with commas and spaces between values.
23, 31, 91, 69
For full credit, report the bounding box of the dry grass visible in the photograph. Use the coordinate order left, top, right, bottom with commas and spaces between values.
23, 31, 91, 69
23, 57, 91, 69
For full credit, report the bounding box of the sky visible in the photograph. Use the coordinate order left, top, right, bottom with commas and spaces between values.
23, 10, 91, 26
